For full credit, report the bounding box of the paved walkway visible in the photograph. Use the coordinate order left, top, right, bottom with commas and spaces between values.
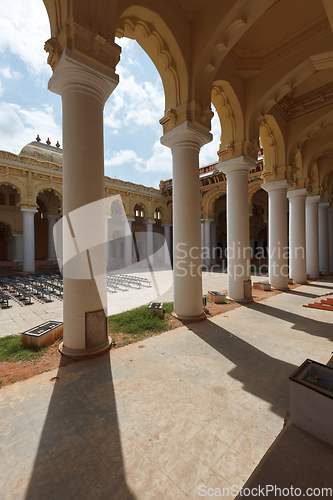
0, 278, 332, 499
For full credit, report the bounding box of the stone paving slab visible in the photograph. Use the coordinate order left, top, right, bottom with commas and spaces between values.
0, 278, 332, 499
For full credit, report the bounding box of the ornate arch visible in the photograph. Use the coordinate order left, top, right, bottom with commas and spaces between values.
202, 186, 226, 220
116, 7, 186, 112
212, 80, 244, 161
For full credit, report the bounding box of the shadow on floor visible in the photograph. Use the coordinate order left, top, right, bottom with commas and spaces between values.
189, 319, 296, 414
246, 301, 333, 342
285, 289, 331, 299
24, 353, 134, 500
305, 281, 333, 290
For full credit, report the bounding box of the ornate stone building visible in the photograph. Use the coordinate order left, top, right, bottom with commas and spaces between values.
0, 139, 171, 270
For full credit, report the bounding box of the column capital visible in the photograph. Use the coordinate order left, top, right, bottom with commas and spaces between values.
319, 202, 331, 210
48, 47, 119, 103
262, 179, 292, 193
287, 188, 309, 200
217, 156, 257, 176
126, 218, 135, 223
160, 121, 212, 151
306, 195, 321, 205
144, 220, 155, 225
162, 223, 172, 227
47, 213, 59, 220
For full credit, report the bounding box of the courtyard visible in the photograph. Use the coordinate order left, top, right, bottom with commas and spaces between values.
0, 275, 332, 499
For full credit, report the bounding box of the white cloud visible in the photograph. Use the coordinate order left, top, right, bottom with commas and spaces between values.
0, 80, 4, 97
0, 102, 61, 154
106, 141, 172, 178
105, 62, 164, 133
0, 0, 51, 77
0, 67, 20, 79
105, 149, 144, 167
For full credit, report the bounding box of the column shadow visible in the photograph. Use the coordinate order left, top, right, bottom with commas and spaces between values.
305, 281, 333, 290
245, 301, 333, 342
285, 289, 332, 299
188, 320, 296, 413
24, 353, 135, 499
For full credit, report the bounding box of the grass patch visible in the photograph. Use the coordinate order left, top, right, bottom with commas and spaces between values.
108, 302, 176, 347
0, 334, 48, 362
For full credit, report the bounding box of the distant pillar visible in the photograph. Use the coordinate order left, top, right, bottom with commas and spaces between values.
162, 223, 172, 264
144, 220, 155, 265
204, 219, 211, 268
21, 208, 37, 272
318, 202, 330, 275
105, 216, 111, 268
13, 235, 23, 262
201, 221, 204, 265
47, 214, 58, 261
329, 207, 333, 274
306, 196, 321, 279
124, 219, 134, 267
211, 223, 217, 265
287, 189, 308, 284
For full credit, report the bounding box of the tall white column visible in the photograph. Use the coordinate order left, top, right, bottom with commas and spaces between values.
48, 47, 118, 358
161, 121, 212, 320
144, 220, 155, 265
203, 219, 211, 268
318, 202, 330, 275
13, 234, 23, 262
306, 196, 321, 279
287, 189, 308, 284
201, 220, 205, 265
47, 214, 58, 261
124, 218, 134, 267
211, 223, 217, 265
262, 180, 291, 290
220, 157, 255, 301
162, 223, 172, 265
105, 216, 112, 269
21, 208, 37, 272
329, 207, 333, 274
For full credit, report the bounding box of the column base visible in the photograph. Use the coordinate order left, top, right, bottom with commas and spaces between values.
59, 337, 112, 359
172, 312, 207, 322
226, 295, 253, 304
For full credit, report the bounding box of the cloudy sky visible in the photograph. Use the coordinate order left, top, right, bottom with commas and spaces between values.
0, 0, 221, 188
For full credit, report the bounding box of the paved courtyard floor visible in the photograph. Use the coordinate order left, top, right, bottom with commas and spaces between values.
0, 277, 332, 499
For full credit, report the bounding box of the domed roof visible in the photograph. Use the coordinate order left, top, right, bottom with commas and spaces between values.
19, 141, 62, 166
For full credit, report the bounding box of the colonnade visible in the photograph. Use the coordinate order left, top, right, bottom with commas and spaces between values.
45, 47, 333, 359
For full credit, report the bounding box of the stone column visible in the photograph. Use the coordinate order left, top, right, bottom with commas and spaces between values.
220, 157, 255, 301
318, 202, 330, 275
287, 189, 308, 284
262, 180, 291, 290
306, 196, 321, 279
203, 219, 211, 268
124, 218, 134, 267
47, 214, 58, 261
201, 220, 205, 265
105, 216, 111, 269
48, 47, 118, 358
144, 220, 155, 265
161, 121, 212, 320
162, 223, 172, 265
21, 208, 37, 272
211, 223, 217, 265
329, 207, 333, 274
13, 234, 23, 262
